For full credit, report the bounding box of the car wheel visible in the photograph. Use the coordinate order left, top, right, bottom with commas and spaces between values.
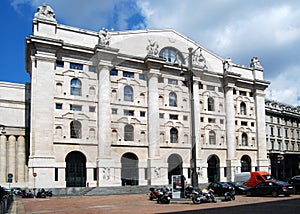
246, 191, 252, 196
271, 191, 278, 197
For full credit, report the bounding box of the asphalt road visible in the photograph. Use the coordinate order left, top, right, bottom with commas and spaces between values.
11, 194, 300, 214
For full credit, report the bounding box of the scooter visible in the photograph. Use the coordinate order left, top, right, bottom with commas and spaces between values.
157, 187, 171, 204
224, 189, 235, 201
192, 188, 217, 204
36, 189, 47, 198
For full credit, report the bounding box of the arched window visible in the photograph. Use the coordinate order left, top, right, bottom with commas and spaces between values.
70, 78, 81, 96
124, 86, 133, 101
169, 92, 177, 107
170, 128, 178, 143
209, 130, 216, 145
240, 102, 247, 115
159, 47, 185, 65
208, 97, 214, 111
55, 126, 62, 137
124, 124, 134, 141
242, 133, 248, 146
70, 120, 81, 138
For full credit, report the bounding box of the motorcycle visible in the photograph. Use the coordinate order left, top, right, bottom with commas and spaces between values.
45, 189, 53, 197
224, 190, 235, 201
21, 190, 34, 198
148, 187, 159, 200
192, 188, 217, 204
36, 189, 47, 198
157, 187, 171, 204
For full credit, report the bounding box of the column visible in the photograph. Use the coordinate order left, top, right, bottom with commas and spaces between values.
147, 68, 164, 185
225, 86, 238, 181
17, 136, 26, 183
97, 64, 112, 159
255, 90, 269, 171
0, 135, 6, 182
7, 135, 16, 182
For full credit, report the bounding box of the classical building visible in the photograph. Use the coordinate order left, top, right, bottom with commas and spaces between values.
265, 100, 300, 180
0, 81, 30, 186
1, 5, 279, 188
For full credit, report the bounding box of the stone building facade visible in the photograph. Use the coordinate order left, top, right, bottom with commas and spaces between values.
265, 100, 300, 180
1, 5, 279, 188
0, 82, 30, 187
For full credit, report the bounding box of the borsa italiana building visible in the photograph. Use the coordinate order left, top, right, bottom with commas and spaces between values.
1, 5, 273, 188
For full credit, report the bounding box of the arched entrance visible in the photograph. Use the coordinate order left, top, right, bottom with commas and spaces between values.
121, 152, 139, 186
241, 155, 251, 172
168, 154, 183, 184
65, 151, 86, 187
207, 155, 220, 182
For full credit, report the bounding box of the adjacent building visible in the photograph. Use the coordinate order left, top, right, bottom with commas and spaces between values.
0, 5, 298, 189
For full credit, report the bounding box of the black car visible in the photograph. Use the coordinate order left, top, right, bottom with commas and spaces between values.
227, 182, 248, 195
288, 175, 300, 194
246, 181, 294, 197
207, 182, 235, 197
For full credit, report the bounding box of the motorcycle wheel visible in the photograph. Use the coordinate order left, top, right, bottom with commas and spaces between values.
192, 197, 202, 204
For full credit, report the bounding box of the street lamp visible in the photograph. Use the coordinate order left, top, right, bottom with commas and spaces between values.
180, 47, 204, 188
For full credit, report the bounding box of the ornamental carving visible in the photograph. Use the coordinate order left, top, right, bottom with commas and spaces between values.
146, 39, 159, 56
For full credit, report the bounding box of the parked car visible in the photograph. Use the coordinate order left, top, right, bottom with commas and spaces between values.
288, 175, 300, 194
246, 181, 294, 197
207, 182, 235, 197
228, 182, 248, 195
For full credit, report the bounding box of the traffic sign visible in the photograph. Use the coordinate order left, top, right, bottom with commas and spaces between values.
8, 173, 13, 179
33, 172, 37, 177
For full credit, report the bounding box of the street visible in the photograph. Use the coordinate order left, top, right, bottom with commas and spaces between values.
11, 194, 300, 214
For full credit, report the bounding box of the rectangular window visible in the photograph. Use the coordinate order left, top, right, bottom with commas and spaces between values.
70, 62, 83, 70
56, 60, 64, 68
241, 121, 248, 126
89, 106, 96, 112
285, 129, 288, 138
158, 77, 164, 83
278, 128, 281, 137
208, 118, 215, 123
55, 168, 58, 181
123, 71, 134, 78
124, 110, 134, 116
112, 108, 118, 114
251, 122, 255, 127
93, 168, 97, 181
56, 103, 62, 109
183, 115, 188, 121
207, 85, 215, 91
271, 127, 274, 136
139, 74, 145, 80
168, 78, 178, 85
200, 117, 204, 122
110, 68, 118, 76
159, 113, 164, 118
70, 104, 82, 111
218, 87, 223, 92
169, 114, 178, 120
224, 167, 227, 177
89, 65, 96, 72
239, 91, 247, 96
271, 141, 274, 150
140, 111, 146, 117
198, 82, 203, 89
220, 119, 224, 124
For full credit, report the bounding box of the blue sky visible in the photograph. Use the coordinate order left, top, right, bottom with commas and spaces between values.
1, 0, 300, 106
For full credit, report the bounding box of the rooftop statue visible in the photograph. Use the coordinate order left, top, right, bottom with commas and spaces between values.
146, 39, 159, 56
250, 56, 263, 70
98, 28, 111, 47
34, 4, 56, 22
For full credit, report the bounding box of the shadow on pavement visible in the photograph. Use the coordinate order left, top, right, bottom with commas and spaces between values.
161, 197, 300, 214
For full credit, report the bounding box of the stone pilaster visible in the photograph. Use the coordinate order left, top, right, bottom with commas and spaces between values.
225, 85, 238, 181
255, 90, 269, 171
